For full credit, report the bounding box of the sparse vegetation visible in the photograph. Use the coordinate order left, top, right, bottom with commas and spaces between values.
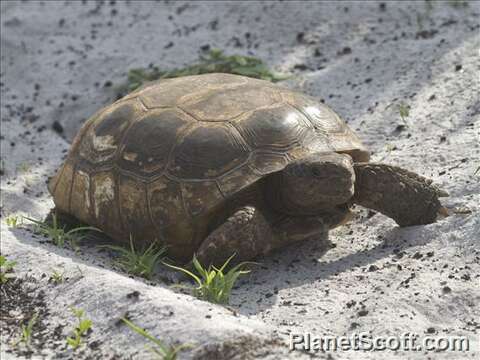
49, 269, 65, 284
165, 254, 252, 304
448, 0, 469, 8
101, 236, 167, 279
425, 0, 469, 10
120, 49, 289, 94
397, 102, 410, 123
122, 318, 189, 359
17, 162, 31, 174
66, 307, 92, 350
5, 215, 22, 228
416, 13, 425, 31
24, 213, 99, 248
0, 255, 16, 284
14, 313, 38, 347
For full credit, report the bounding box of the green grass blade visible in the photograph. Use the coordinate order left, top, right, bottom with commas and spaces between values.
217, 253, 236, 273
23, 216, 45, 226
192, 256, 209, 280
66, 226, 101, 235
122, 318, 169, 355
163, 262, 202, 286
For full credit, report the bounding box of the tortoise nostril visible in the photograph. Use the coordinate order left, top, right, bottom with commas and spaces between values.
312, 168, 322, 177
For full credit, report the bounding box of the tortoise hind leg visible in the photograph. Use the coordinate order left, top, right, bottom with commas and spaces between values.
353, 163, 448, 226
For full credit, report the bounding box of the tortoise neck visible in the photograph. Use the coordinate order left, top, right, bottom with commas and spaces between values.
263, 171, 328, 216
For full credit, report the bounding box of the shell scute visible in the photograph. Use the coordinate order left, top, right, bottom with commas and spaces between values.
169, 124, 250, 180
79, 99, 144, 165
180, 85, 282, 122
118, 109, 192, 177
234, 104, 309, 152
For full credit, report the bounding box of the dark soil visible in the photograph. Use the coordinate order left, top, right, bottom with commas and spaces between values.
0, 276, 65, 358
0, 276, 121, 359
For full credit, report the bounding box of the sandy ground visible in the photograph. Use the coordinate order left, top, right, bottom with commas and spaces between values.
1, 1, 479, 359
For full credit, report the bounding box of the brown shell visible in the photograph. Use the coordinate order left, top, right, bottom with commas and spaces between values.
48, 73, 369, 261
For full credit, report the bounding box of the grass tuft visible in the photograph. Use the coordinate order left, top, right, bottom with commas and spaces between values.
0, 255, 16, 284
165, 254, 252, 304
49, 268, 65, 284
17, 162, 31, 174
14, 313, 39, 347
397, 102, 410, 123
119, 49, 289, 95
5, 215, 22, 228
448, 0, 469, 8
122, 318, 189, 359
66, 307, 92, 350
101, 236, 167, 280
24, 213, 99, 249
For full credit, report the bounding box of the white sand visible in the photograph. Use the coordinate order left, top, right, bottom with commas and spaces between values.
1, 1, 479, 359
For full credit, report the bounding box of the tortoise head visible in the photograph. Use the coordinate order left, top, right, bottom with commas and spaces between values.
265, 152, 355, 225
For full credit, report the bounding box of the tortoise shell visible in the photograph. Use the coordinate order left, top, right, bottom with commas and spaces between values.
48, 73, 369, 261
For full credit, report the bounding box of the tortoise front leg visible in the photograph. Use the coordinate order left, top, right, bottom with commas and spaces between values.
196, 206, 275, 267
353, 163, 447, 227
196, 206, 335, 267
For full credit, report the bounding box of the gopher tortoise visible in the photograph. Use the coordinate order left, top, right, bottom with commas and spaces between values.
48, 73, 446, 265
